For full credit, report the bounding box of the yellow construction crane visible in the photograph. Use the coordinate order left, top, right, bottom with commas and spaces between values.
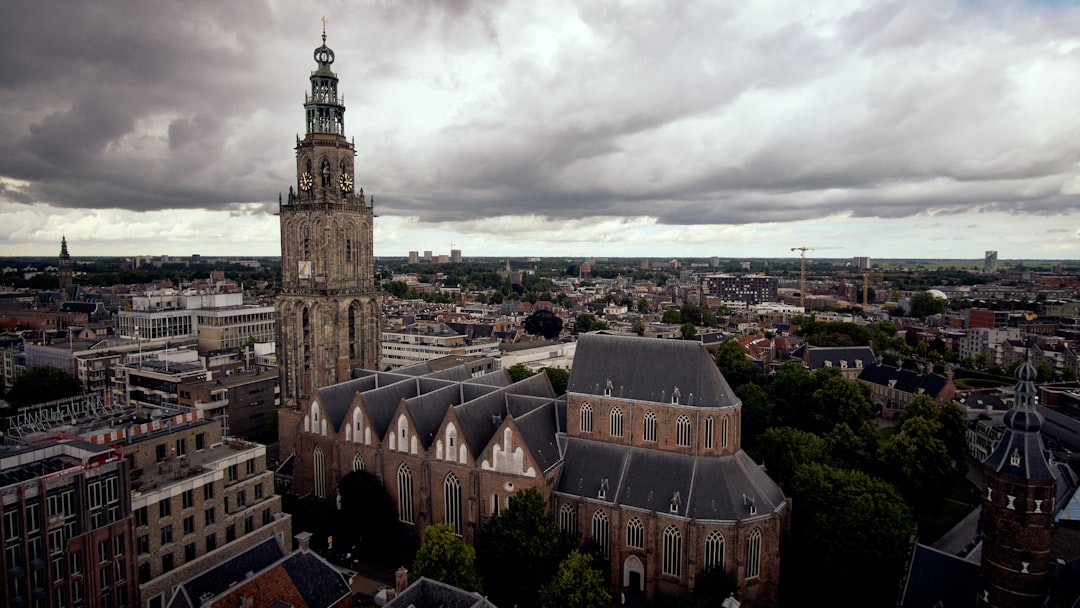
790, 246, 841, 310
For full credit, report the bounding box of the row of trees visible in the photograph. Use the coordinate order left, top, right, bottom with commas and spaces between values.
714, 338, 970, 604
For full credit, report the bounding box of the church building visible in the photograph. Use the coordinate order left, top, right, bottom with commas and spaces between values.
276, 28, 381, 462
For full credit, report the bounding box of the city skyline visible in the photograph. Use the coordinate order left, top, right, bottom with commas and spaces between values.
2, 1, 1080, 259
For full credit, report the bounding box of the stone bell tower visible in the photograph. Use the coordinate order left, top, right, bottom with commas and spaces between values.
276, 25, 381, 420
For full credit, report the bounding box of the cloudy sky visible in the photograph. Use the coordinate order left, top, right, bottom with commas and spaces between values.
2, 0, 1079, 260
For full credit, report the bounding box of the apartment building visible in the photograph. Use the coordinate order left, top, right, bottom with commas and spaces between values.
380, 323, 500, 369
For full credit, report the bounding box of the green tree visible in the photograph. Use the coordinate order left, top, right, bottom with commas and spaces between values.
808, 375, 874, 435
477, 488, 574, 608
336, 471, 400, 566
661, 309, 681, 324
680, 303, 703, 326
411, 524, 483, 592
822, 422, 879, 473
523, 309, 564, 340
507, 364, 537, 383
543, 367, 570, 395
714, 339, 762, 389
575, 313, 597, 333
539, 550, 611, 608
700, 307, 719, 328
910, 291, 947, 318
879, 415, 955, 507
786, 463, 916, 606
631, 319, 645, 336
735, 383, 773, 452
754, 427, 825, 485
769, 362, 815, 429
5, 366, 82, 409
637, 297, 650, 313
680, 323, 698, 340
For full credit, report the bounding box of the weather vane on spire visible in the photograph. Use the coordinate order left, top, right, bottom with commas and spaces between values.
321, 15, 328, 42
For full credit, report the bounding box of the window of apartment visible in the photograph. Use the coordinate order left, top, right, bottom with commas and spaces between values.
206, 533, 217, 552
181, 490, 194, 509
262, 508, 272, 525
246, 459, 256, 475
195, 433, 206, 451
52, 555, 65, 580
244, 516, 254, 534
134, 506, 148, 528
226, 525, 236, 542
204, 508, 216, 526
115, 559, 126, 582
98, 540, 109, 563
237, 490, 247, 507
184, 542, 196, 562
138, 563, 151, 584
162, 553, 174, 573
203, 483, 215, 500
137, 535, 150, 555
70, 550, 82, 574
114, 534, 125, 556
155, 444, 166, 462
183, 516, 195, 536
160, 525, 173, 545
254, 484, 264, 501
228, 465, 238, 482
224, 496, 230, 513
158, 498, 171, 518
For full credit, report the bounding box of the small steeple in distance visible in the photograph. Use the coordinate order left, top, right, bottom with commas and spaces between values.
58, 235, 73, 290
979, 358, 1057, 607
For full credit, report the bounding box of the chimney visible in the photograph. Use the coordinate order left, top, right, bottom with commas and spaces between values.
239, 596, 254, 608
295, 531, 312, 553
395, 566, 409, 593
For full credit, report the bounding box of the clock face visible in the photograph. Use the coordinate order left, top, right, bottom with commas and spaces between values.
299, 173, 314, 191
339, 173, 353, 193
298, 261, 312, 279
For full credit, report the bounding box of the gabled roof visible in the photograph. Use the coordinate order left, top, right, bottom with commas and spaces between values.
512, 401, 562, 474
900, 544, 980, 608
313, 377, 373, 433
279, 550, 352, 608
857, 364, 948, 398
169, 538, 285, 608
554, 438, 786, 522
568, 334, 738, 408
800, 345, 876, 370
386, 577, 497, 608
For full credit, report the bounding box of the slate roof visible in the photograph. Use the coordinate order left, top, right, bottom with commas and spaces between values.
568, 334, 738, 408
513, 401, 563, 474
900, 544, 980, 608
386, 577, 497, 608
857, 364, 948, 399
555, 438, 786, 522
279, 550, 352, 608
798, 345, 876, 371
171, 538, 285, 608
313, 377, 373, 432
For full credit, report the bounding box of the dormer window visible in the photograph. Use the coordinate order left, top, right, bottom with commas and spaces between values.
599, 478, 609, 501
670, 491, 681, 513
744, 494, 756, 515
671, 386, 681, 405
604, 379, 613, 397
1010, 449, 1021, 467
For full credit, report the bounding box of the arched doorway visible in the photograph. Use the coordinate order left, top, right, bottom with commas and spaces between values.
623, 555, 645, 591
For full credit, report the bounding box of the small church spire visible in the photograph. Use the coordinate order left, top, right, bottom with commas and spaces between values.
321, 15, 328, 43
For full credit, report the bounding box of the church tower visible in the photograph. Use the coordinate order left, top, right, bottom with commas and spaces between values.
979, 359, 1057, 607
58, 235, 73, 291
276, 27, 381, 418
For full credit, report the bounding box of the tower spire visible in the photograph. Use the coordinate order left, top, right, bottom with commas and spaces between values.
321, 15, 327, 43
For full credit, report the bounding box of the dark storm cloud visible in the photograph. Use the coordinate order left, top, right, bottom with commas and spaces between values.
1, 0, 1079, 232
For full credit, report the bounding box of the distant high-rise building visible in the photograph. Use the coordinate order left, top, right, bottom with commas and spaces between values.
701, 274, 779, 305
640, 259, 650, 269
853, 256, 870, 271
408, 251, 419, 264
450, 249, 462, 263
423, 250, 433, 261
984, 250, 998, 275
710, 256, 719, 267
58, 235, 73, 290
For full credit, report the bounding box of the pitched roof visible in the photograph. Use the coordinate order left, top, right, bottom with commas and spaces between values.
801, 345, 876, 371
857, 364, 948, 398
568, 334, 738, 408
386, 577, 497, 608
555, 438, 786, 522
170, 538, 285, 608
279, 550, 352, 608
900, 544, 980, 608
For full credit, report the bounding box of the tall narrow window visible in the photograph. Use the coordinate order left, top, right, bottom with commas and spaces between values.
643, 410, 657, 442
592, 510, 610, 559
397, 464, 414, 524
349, 302, 358, 360
580, 403, 593, 433
610, 407, 623, 437
746, 529, 762, 578
491, 494, 500, 518
663, 525, 682, 577
626, 517, 644, 549
353, 453, 364, 472
559, 504, 577, 536
704, 416, 714, 449
704, 530, 725, 572
721, 416, 730, 449
444, 473, 462, 535
313, 446, 325, 498
676, 414, 691, 447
